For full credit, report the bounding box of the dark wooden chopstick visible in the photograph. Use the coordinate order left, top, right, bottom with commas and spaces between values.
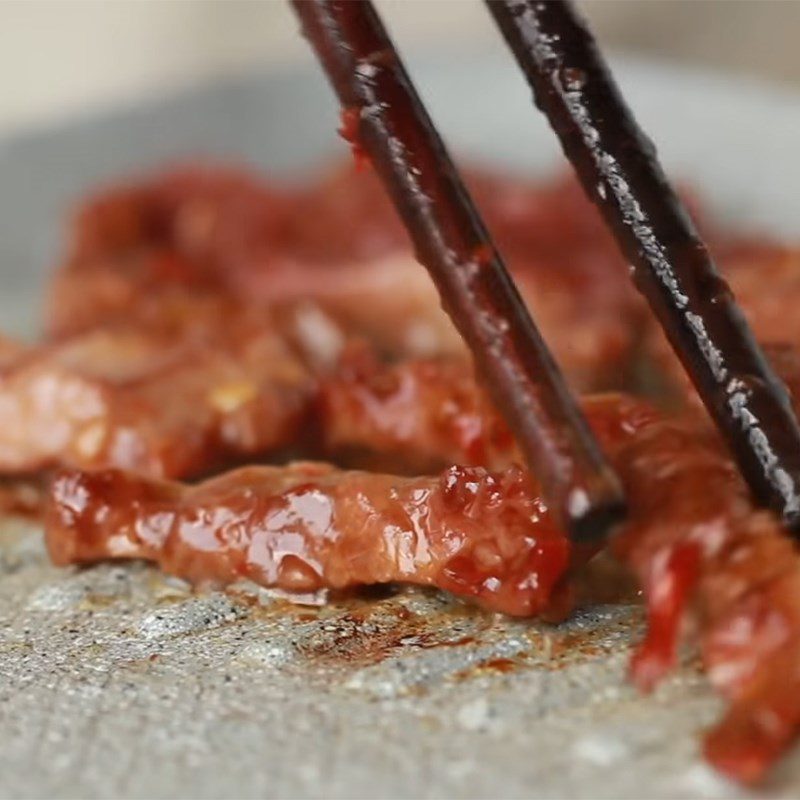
487, 0, 800, 530
291, 0, 625, 543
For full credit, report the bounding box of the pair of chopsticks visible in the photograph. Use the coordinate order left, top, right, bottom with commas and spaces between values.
292, 0, 800, 542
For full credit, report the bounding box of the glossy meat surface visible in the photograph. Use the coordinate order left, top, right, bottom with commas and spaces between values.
0, 299, 313, 477
46, 461, 569, 617
47, 164, 641, 390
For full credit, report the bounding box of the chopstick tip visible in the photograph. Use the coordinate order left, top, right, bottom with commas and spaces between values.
566, 485, 627, 544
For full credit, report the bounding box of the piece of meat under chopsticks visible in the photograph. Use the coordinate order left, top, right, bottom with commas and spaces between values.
319, 353, 800, 782
46, 461, 571, 618
0, 297, 314, 478
43, 394, 656, 616
46, 164, 642, 391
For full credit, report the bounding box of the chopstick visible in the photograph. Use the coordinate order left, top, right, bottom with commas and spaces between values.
487, 0, 800, 530
291, 0, 626, 543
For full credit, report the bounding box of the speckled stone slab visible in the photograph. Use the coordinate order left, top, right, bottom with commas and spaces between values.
1, 517, 799, 800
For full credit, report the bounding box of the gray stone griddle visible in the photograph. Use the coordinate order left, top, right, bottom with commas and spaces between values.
2, 50, 800, 799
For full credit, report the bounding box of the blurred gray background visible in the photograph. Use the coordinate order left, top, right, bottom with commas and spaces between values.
0, 0, 798, 136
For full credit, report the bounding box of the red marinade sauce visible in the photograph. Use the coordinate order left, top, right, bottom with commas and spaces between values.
338, 107, 369, 169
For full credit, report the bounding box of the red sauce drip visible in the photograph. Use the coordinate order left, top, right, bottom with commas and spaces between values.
338, 107, 369, 169
629, 542, 701, 691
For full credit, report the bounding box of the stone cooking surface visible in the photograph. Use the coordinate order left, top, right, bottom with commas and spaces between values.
1, 519, 799, 799
4, 55, 800, 800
